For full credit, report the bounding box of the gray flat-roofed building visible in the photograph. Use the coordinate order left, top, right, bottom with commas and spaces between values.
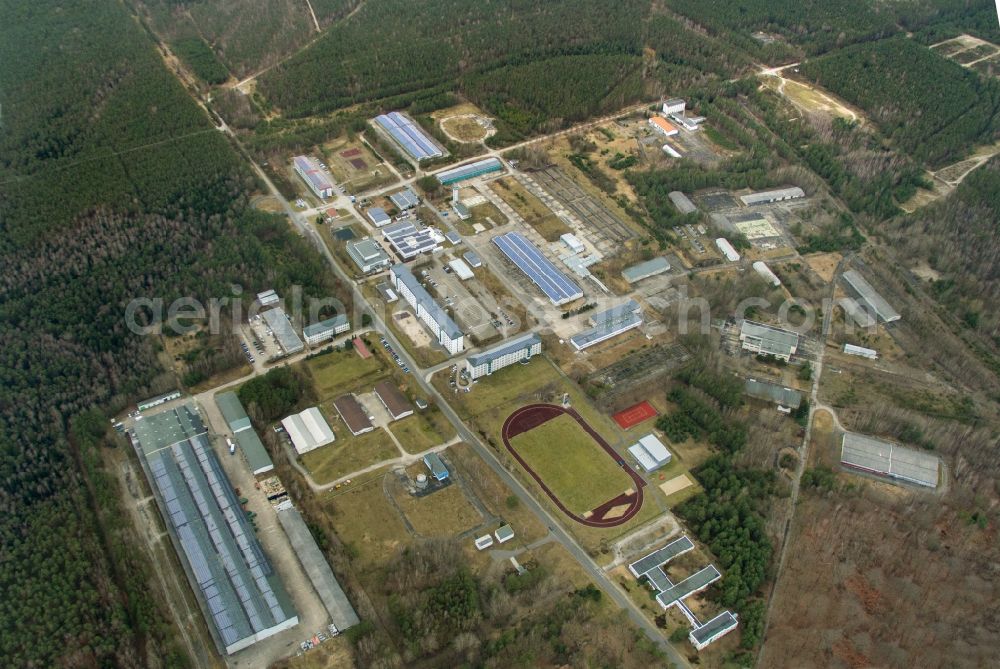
739, 320, 798, 361
346, 238, 391, 274
629, 535, 695, 577
842, 270, 901, 323
132, 405, 298, 655
646, 567, 672, 591
257, 289, 279, 307
466, 332, 542, 379
838, 297, 877, 328
570, 310, 643, 351
622, 257, 671, 284
841, 433, 939, 488
744, 378, 802, 409
739, 187, 805, 206
464, 251, 482, 268
656, 565, 721, 608
303, 315, 350, 345
668, 191, 697, 214
262, 308, 303, 355
275, 506, 359, 631
690, 611, 739, 650
389, 188, 419, 211
216, 392, 274, 476
390, 264, 464, 354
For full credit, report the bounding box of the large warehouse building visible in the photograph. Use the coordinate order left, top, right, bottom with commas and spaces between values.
373, 111, 444, 162
293, 156, 334, 199
132, 405, 298, 655
466, 332, 542, 380
281, 407, 335, 455
739, 187, 805, 206
215, 392, 274, 476
382, 221, 443, 260
390, 264, 465, 355
739, 320, 799, 361
436, 157, 503, 185
842, 270, 901, 323
622, 257, 670, 284
373, 381, 414, 420
262, 308, 304, 355
333, 395, 373, 436
493, 231, 583, 306
569, 300, 643, 351
628, 433, 672, 472
840, 432, 939, 488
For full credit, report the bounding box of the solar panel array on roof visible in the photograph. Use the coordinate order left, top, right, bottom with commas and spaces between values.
739, 320, 799, 360
436, 157, 503, 185
383, 221, 441, 259
389, 188, 419, 210
135, 407, 297, 655
493, 232, 583, 305
656, 565, 721, 608
570, 312, 643, 350
293, 156, 333, 196
629, 535, 695, 577
373, 112, 443, 161
690, 611, 739, 649
622, 257, 670, 283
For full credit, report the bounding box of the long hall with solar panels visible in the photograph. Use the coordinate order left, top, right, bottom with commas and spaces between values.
132, 405, 298, 655
492, 231, 583, 305
373, 112, 444, 161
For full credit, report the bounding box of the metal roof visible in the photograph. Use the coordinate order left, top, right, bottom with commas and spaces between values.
841, 433, 939, 487
134, 405, 296, 654
383, 221, 441, 259
445, 230, 462, 245
262, 308, 303, 354
373, 381, 413, 419
838, 297, 877, 328
656, 565, 721, 608
448, 258, 474, 280
842, 270, 901, 323
423, 452, 449, 479
437, 157, 503, 185
367, 207, 391, 225
389, 188, 419, 210
293, 156, 333, 193
333, 395, 373, 435
739, 187, 805, 206
216, 392, 252, 433
744, 378, 802, 409
282, 408, 335, 455
628, 535, 695, 577
493, 231, 583, 305
233, 430, 274, 475
390, 264, 463, 339
346, 238, 390, 270
588, 300, 640, 327
668, 191, 697, 214
133, 404, 206, 457
374, 112, 443, 161
467, 332, 541, 368
463, 251, 482, 268
622, 257, 670, 283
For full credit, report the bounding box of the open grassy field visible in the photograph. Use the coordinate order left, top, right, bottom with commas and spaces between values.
319, 469, 409, 565
393, 479, 484, 537
322, 136, 397, 192
300, 425, 398, 484
307, 346, 386, 399
490, 177, 569, 241
390, 409, 454, 453
509, 413, 634, 515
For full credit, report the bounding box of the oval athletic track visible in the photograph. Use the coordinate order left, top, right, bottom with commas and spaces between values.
501, 403, 646, 528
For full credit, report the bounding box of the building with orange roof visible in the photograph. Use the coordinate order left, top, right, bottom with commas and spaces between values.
648, 116, 679, 137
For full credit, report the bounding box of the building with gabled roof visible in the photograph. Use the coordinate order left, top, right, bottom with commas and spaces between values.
373, 381, 413, 420
842, 269, 900, 323
216, 392, 274, 476
281, 407, 335, 455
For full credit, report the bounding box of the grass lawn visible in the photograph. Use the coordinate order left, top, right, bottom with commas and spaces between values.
509, 413, 634, 515
390, 409, 454, 454
446, 355, 562, 418
300, 426, 398, 484
394, 481, 483, 538
306, 346, 385, 399
490, 177, 569, 241
320, 470, 409, 564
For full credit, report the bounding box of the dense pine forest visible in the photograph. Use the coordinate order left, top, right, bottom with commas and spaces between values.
0, 1, 335, 666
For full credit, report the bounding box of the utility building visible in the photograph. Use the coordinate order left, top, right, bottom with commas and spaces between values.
739, 320, 799, 361
373, 381, 414, 420
752, 261, 781, 287
390, 264, 465, 355
466, 332, 542, 380
622, 257, 670, 284
649, 116, 679, 137
570, 300, 643, 351
333, 395, 373, 436
840, 433, 939, 488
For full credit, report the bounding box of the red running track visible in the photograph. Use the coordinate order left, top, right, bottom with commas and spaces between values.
502, 403, 645, 528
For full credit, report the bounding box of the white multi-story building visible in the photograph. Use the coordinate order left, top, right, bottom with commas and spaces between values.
466, 332, 541, 379
390, 264, 465, 355
302, 315, 350, 345
293, 156, 334, 199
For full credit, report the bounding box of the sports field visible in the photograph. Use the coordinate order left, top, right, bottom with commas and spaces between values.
508, 412, 634, 515
613, 400, 657, 429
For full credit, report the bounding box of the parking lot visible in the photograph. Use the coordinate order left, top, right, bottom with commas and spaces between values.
378, 333, 411, 374
242, 317, 283, 365
416, 259, 507, 343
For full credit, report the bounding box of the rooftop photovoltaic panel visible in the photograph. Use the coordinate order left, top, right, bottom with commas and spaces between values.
656, 565, 721, 608
374, 112, 443, 161
493, 232, 583, 305
841, 433, 939, 488
293, 156, 333, 193
629, 535, 695, 577
691, 611, 739, 645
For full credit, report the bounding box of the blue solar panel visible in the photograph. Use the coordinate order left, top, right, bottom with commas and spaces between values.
493, 232, 583, 305
374, 113, 442, 161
